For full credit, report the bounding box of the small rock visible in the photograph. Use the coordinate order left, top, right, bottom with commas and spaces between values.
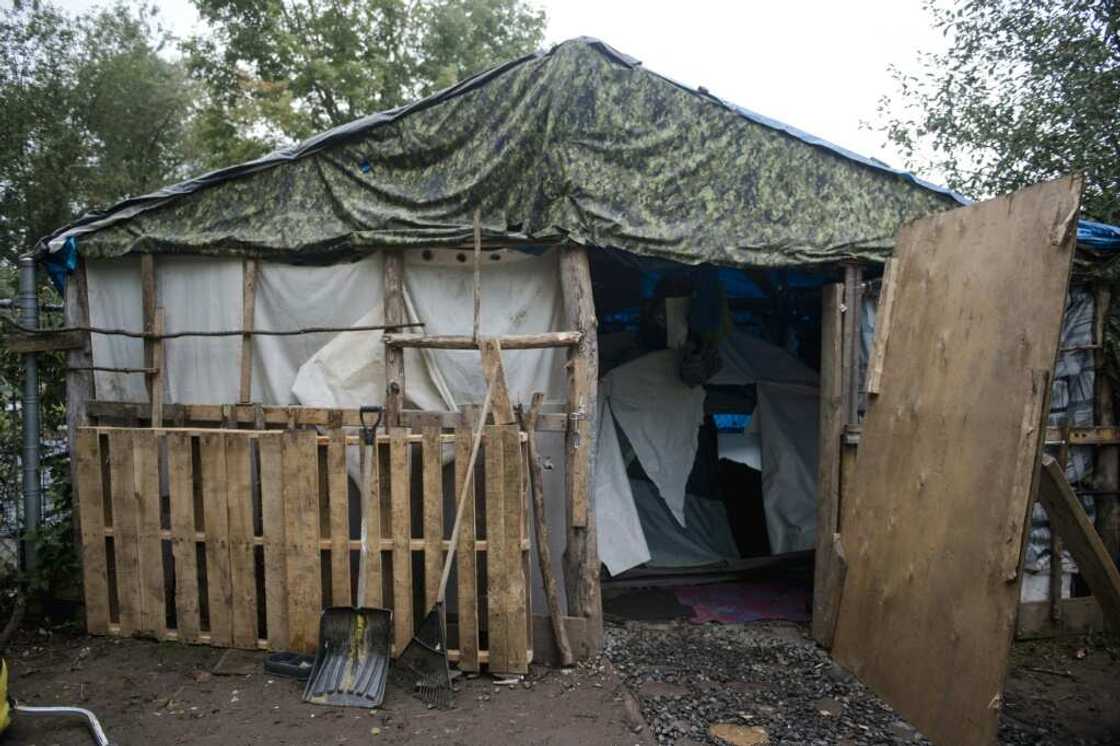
709, 723, 769, 745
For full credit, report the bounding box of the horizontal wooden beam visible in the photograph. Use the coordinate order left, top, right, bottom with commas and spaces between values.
384, 331, 582, 350
1045, 425, 1120, 445
80, 424, 527, 446
5, 329, 87, 354
87, 400, 567, 432
1016, 597, 1105, 639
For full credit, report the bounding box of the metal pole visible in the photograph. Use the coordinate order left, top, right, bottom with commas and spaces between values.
19, 255, 41, 575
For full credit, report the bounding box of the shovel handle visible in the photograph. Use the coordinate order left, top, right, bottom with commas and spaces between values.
437, 371, 497, 602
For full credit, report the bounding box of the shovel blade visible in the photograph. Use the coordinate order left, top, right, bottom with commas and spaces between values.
302, 607, 392, 708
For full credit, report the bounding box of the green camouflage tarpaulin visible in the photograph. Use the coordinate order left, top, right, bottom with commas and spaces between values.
42, 38, 963, 268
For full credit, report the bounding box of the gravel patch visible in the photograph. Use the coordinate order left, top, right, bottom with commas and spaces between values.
602, 620, 1070, 745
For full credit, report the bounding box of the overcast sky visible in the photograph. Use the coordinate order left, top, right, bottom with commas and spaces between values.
49, 0, 947, 180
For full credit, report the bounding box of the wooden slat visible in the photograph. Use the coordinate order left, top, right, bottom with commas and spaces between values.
140, 254, 156, 403
76, 429, 110, 634
259, 433, 289, 650
107, 430, 140, 635
239, 258, 258, 403
422, 426, 443, 610
812, 283, 845, 648
1038, 456, 1120, 632
225, 435, 258, 648
454, 421, 479, 671
831, 176, 1082, 746
327, 428, 351, 606
865, 258, 897, 396
200, 433, 233, 647
484, 428, 506, 669
500, 425, 529, 673
167, 432, 200, 643
282, 429, 322, 654
389, 427, 412, 654
132, 431, 165, 638
479, 338, 515, 425
5, 328, 87, 354
86, 400, 569, 432
384, 331, 582, 350
357, 439, 382, 607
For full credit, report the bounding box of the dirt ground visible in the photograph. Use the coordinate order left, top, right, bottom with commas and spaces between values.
2, 621, 1117, 745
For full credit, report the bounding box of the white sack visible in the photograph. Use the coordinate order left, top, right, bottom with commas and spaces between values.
755, 382, 819, 553
602, 349, 705, 526
594, 401, 651, 576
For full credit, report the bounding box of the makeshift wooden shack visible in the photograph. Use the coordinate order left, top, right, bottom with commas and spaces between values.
31, 38, 1120, 676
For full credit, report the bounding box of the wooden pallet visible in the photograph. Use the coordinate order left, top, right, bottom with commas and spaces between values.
75, 424, 532, 673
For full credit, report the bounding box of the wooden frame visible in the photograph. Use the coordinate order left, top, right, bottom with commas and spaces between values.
75, 424, 533, 672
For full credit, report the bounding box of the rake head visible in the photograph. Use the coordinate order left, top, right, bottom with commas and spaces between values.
390, 603, 453, 708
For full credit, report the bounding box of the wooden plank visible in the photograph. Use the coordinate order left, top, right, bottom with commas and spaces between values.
484, 427, 508, 670
132, 430, 165, 638
107, 430, 141, 636
478, 338, 515, 425
167, 432, 201, 643
85, 400, 568, 432
282, 429, 322, 654
357, 438, 382, 607
384, 332, 581, 350
327, 428, 351, 606
422, 426, 443, 611
558, 244, 602, 650
149, 308, 165, 428
75, 429, 110, 635
239, 258, 258, 403
831, 176, 1082, 746
225, 434, 258, 648
842, 264, 862, 425
389, 427, 412, 655
499, 425, 529, 673
864, 258, 897, 396
1093, 284, 1120, 559
1017, 597, 1106, 639
4, 329, 87, 354
454, 421, 479, 671
811, 283, 845, 648
65, 260, 95, 599
1037, 456, 1120, 632
383, 250, 405, 427
258, 433, 289, 650
200, 433, 233, 647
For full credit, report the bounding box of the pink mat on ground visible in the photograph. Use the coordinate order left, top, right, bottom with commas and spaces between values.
674, 579, 811, 624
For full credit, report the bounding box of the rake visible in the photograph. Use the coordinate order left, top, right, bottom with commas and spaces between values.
391, 373, 496, 707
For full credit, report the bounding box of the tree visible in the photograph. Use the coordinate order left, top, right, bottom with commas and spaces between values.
184, 0, 547, 167
877, 0, 1119, 224
0, 1, 199, 263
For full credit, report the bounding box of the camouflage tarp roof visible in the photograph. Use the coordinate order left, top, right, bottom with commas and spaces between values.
42, 37, 970, 268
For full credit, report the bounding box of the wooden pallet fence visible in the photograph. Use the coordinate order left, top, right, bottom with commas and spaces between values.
75, 425, 532, 672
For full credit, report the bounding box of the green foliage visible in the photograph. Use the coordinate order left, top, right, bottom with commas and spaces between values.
877, 0, 1120, 223
184, 0, 547, 167
0, 1, 199, 264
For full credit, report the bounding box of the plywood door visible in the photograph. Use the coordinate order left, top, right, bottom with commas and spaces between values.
831, 177, 1082, 746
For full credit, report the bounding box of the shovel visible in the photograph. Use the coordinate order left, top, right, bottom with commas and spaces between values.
302, 405, 394, 708
391, 374, 496, 707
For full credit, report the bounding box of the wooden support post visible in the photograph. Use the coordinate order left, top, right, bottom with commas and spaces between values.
479, 338, 515, 425
239, 258, 258, 403
473, 209, 481, 343
1038, 456, 1120, 632
1094, 285, 1120, 561
149, 309, 165, 428
843, 263, 863, 426
140, 255, 157, 406
383, 250, 405, 427
812, 283, 846, 647
864, 258, 896, 397
558, 244, 602, 652
66, 260, 95, 552
1051, 424, 1071, 619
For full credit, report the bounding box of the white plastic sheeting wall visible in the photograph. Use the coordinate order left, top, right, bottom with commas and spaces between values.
86, 248, 571, 614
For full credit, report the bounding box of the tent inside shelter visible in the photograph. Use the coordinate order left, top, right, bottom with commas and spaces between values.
585, 248, 839, 625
